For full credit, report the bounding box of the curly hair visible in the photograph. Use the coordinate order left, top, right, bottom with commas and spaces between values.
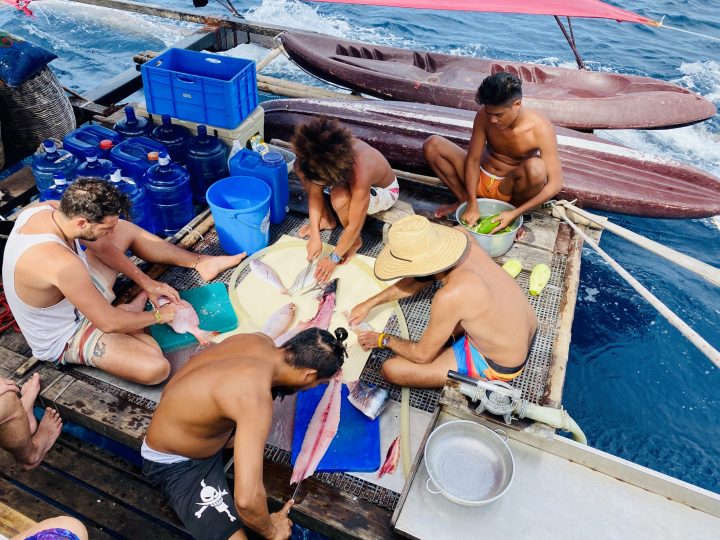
291, 116, 355, 187
476, 72, 523, 107
59, 177, 131, 223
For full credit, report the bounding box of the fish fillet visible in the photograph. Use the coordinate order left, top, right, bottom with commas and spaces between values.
291, 370, 343, 484
378, 436, 400, 478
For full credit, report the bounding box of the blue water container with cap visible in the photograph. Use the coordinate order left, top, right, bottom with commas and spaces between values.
63, 125, 122, 161
150, 115, 190, 165
32, 140, 78, 199
43, 174, 71, 202
108, 169, 154, 233
186, 125, 229, 204
145, 152, 194, 237
76, 148, 114, 180
228, 148, 288, 224
113, 106, 152, 140
109, 137, 168, 184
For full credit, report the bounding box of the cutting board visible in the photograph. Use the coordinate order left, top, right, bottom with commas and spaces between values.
291, 383, 381, 473
150, 283, 238, 352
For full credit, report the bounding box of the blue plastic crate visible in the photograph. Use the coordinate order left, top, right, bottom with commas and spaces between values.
141, 48, 258, 130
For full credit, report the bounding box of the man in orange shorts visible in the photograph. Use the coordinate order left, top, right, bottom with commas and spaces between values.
423, 72, 563, 231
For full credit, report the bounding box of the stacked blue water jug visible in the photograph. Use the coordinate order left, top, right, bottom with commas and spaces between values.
30, 107, 266, 239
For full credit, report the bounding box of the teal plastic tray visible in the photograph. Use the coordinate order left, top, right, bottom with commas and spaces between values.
150, 283, 238, 352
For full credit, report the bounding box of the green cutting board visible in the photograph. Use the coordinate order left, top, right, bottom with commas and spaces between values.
150, 283, 238, 352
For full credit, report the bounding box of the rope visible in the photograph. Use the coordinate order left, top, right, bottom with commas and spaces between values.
554, 206, 720, 369
553, 201, 720, 288
657, 17, 720, 43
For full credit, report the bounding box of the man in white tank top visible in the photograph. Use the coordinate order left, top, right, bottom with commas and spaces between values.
2, 178, 245, 385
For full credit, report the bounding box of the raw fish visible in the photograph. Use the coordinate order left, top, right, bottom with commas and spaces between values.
377, 436, 400, 478
347, 381, 389, 420
158, 297, 218, 345
287, 262, 317, 295
262, 303, 296, 339
249, 258, 288, 294
291, 370, 343, 484
274, 279, 338, 346
341, 310, 373, 335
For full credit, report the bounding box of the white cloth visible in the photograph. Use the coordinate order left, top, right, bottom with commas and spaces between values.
141, 439, 190, 464
2, 206, 88, 360
367, 177, 400, 215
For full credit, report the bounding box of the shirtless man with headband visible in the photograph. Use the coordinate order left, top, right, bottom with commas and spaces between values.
423, 71, 563, 231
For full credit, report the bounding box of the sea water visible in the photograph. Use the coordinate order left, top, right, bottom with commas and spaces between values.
2, 0, 718, 497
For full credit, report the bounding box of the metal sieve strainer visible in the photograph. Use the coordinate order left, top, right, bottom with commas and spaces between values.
424, 420, 514, 506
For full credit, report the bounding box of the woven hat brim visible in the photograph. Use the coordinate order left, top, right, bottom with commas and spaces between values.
374, 225, 469, 281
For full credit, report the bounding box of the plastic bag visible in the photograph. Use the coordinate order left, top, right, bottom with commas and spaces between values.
0, 31, 57, 87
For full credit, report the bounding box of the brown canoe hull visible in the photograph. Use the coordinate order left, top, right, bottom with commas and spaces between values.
279, 32, 717, 131
262, 99, 720, 219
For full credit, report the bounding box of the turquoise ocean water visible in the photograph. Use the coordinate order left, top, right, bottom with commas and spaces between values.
2, 0, 718, 498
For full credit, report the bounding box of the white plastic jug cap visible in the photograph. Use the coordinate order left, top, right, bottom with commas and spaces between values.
110, 169, 122, 183
158, 152, 170, 166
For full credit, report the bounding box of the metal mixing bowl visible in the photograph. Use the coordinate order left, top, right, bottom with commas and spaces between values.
455, 198, 523, 257
424, 420, 515, 506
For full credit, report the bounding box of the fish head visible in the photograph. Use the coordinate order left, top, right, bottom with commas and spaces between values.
321, 278, 339, 297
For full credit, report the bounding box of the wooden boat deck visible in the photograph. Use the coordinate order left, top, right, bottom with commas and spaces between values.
0, 157, 601, 538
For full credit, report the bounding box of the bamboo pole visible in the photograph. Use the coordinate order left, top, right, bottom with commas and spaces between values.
257, 75, 363, 100
256, 47, 283, 72
556, 201, 720, 288
554, 206, 720, 368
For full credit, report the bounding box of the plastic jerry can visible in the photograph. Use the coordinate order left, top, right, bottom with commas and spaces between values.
229, 148, 288, 224
63, 125, 122, 161
109, 137, 168, 184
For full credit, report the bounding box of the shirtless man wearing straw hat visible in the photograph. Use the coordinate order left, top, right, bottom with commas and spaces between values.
350, 215, 537, 387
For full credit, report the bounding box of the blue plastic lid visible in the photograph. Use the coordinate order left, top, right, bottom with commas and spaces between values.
162, 114, 172, 126
43, 139, 57, 152
262, 152, 284, 167
84, 147, 99, 160
197, 125, 208, 137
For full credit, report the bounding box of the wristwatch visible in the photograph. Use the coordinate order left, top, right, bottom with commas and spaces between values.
329, 252, 343, 264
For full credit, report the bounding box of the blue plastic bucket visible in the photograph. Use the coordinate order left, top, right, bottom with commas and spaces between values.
207, 176, 271, 255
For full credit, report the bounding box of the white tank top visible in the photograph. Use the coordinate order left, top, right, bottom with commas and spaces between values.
2, 206, 90, 360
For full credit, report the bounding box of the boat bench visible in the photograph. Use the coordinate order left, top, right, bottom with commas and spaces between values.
0, 501, 36, 539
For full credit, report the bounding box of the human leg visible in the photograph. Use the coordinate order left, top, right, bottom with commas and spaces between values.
501, 156, 547, 206
88, 220, 246, 283
87, 332, 169, 385
298, 176, 337, 237
12, 516, 89, 540
0, 392, 62, 470
330, 186, 362, 258
422, 135, 468, 217
381, 347, 457, 388
20, 372, 40, 434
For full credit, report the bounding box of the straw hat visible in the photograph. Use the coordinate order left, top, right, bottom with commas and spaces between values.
374, 215, 469, 280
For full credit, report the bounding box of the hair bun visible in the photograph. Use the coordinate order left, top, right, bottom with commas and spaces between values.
334, 327, 349, 343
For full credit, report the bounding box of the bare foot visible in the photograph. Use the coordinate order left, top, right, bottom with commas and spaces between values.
196, 253, 247, 282
433, 202, 460, 219
22, 407, 62, 471
20, 373, 40, 434
298, 215, 337, 238
118, 291, 149, 313
342, 238, 362, 262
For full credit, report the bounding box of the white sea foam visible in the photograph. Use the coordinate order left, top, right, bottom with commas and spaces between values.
34, 0, 195, 46
243, 0, 351, 37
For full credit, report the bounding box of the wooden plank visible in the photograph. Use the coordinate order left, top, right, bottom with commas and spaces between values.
0, 346, 31, 378
41, 440, 187, 536
372, 199, 415, 225
262, 460, 398, 540
0, 450, 180, 539
0, 478, 113, 540
0, 332, 32, 360
0, 501, 35, 538
0, 167, 37, 217
13, 357, 39, 379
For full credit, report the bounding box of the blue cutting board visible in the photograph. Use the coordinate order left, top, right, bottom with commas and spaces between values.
291, 383, 381, 473
150, 283, 238, 352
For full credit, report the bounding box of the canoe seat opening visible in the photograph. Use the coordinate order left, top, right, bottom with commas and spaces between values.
490, 63, 548, 83
412, 52, 437, 73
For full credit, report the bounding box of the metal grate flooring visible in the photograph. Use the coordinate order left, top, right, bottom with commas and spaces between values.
84, 211, 569, 513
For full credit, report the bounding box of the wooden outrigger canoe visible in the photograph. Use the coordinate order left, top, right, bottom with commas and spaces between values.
279, 31, 717, 131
